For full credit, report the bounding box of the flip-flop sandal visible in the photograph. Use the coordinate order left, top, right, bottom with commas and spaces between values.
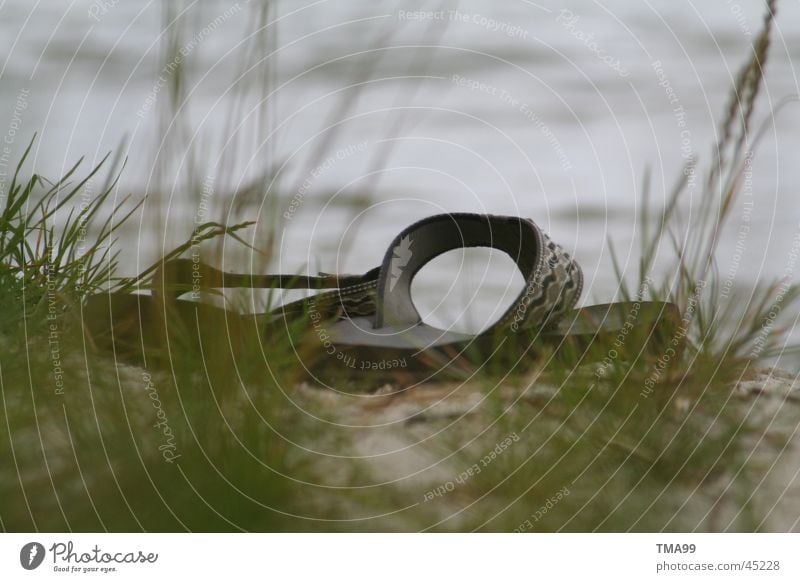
290, 213, 678, 379
84, 213, 678, 378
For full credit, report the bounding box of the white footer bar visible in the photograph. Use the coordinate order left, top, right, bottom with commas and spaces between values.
2, 533, 797, 581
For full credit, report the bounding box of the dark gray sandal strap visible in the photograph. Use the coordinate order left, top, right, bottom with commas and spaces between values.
153, 258, 378, 298
374, 213, 582, 333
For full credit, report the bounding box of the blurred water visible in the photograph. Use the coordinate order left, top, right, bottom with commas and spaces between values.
1, 0, 800, 341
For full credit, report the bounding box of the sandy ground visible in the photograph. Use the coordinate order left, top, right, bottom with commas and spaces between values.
13, 356, 800, 531
287, 366, 800, 531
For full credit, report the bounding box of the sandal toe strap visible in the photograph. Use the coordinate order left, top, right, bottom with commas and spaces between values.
374, 213, 583, 333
